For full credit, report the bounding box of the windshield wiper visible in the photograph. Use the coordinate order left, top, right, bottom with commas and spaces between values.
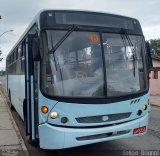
49, 24, 77, 54
121, 28, 137, 77
50, 32, 57, 70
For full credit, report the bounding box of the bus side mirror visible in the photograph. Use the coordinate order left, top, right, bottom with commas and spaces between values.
145, 41, 153, 72
32, 38, 41, 61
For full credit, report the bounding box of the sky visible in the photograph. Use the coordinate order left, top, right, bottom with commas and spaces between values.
0, 0, 160, 70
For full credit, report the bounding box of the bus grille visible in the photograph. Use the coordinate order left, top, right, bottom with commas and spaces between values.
76, 130, 131, 141
76, 112, 131, 123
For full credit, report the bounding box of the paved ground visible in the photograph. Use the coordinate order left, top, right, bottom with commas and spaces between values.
0, 86, 28, 156
150, 96, 160, 107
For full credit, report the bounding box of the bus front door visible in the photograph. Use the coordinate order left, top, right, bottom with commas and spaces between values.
25, 35, 38, 144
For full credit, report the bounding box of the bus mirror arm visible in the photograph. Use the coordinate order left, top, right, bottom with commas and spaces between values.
32, 38, 41, 61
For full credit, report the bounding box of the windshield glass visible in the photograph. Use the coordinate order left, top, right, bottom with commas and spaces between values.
102, 33, 146, 96
41, 30, 146, 98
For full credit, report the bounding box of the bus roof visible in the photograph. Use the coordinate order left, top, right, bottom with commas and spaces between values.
38, 9, 138, 21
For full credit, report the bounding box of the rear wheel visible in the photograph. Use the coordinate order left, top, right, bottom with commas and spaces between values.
8, 90, 15, 111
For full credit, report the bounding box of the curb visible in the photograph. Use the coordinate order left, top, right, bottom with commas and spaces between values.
0, 85, 29, 156
150, 104, 160, 108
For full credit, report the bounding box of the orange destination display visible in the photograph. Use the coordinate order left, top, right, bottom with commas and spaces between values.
90, 34, 99, 43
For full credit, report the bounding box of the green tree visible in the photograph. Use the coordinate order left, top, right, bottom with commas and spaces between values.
149, 39, 160, 56
0, 70, 6, 76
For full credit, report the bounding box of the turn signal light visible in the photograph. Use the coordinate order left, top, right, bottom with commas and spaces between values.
133, 126, 146, 134
50, 112, 58, 119
41, 106, 48, 114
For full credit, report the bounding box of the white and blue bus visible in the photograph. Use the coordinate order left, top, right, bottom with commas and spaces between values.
6, 10, 152, 149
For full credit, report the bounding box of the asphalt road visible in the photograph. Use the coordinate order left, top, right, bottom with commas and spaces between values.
0, 76, 160, 156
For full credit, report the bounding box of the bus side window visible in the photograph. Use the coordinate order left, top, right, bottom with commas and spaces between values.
10, 53, 14, 74
16, 44, 22, 74
21, 42, 25, 74
13, 51, 16, 74
13, 51, 15, 62
8, 56, 11, 74
11, 53, 13, 63
18, 45, 22, 58
17, 43, 25, 74
15, 49, 18, 60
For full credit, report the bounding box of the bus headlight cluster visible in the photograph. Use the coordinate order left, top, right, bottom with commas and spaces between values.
49, 112, 68, 123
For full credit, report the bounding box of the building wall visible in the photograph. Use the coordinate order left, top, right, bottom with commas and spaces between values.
149, 58, 160, 96
152, 59, 160, 67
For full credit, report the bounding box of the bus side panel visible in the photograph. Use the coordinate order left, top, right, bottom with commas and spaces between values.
8, 74, 25, 120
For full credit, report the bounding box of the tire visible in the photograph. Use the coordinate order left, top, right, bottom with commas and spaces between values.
8, 90, 15, 111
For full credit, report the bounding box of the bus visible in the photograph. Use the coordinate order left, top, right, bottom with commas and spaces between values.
6, 10, 152, 149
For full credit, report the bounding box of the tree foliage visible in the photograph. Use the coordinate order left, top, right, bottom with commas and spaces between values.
0, 70, 5, 76
149, 38, 160, 56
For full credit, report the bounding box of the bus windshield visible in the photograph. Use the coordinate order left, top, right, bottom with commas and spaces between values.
42, 30, 146, 98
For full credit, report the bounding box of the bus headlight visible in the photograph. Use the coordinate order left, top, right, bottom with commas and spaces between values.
50, 112, 58, 119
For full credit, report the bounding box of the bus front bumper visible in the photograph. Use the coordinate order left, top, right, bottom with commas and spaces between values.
38, 113, 148, 149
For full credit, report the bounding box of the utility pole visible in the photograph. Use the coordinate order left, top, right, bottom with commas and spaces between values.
0, 50, 2, 62
0, 16, 2, 61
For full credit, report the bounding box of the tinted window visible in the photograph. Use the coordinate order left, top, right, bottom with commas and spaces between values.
18, 44, 22, 57
15, 49, 18, 60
